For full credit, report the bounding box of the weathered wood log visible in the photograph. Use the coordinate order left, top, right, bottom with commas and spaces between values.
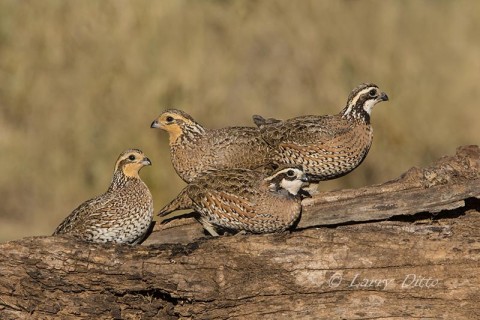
0, 145, 479, 319
300, 144, 480, 226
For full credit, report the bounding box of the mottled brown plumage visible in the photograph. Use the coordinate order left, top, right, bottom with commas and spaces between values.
151, 109, 271, 182
253, 83, 389, 182
53, 149, 154, 244
158, 166, 309, 236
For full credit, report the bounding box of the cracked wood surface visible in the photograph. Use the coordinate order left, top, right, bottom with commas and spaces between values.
1, 209, 480, 319
0, 145, 479, 319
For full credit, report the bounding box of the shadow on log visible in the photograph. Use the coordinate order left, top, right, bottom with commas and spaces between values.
0, 145, 479, 319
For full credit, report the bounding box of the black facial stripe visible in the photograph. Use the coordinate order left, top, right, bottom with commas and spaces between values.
356, 94, 370, 107
267, 168, 303, 184
347, 84, 378, 102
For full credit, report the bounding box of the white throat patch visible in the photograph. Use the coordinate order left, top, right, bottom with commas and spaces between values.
363, 99, 377, 115
280, 178, 305, 196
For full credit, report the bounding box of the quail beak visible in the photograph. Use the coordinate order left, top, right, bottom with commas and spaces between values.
150, 119, 160, 128
379, 92, 389, 102
300, 175, 309, 186
142, 157, 152, 166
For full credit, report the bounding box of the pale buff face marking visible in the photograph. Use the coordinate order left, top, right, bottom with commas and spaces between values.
157, 113, 189, 144
114, 151, 150, 178
122, 162, 143, 178
155, 112, 205, 144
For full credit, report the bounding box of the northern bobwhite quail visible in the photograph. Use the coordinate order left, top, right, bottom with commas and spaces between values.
151, 109, 271, 183
253, 83, 389, 182
158, 166, 309, 236
53, 149, 154, 244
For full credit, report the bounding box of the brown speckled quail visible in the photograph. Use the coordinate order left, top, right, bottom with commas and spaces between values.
53, 149, 154, 244
151, 109, 271, 183
253, 83, 389, 182
158, 166, 309, 236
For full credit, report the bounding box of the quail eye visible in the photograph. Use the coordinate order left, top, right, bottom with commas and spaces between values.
287, 170, 295, 177
369, 89, 377, 97
166, 116, 174, 123
128, 155, 136, 161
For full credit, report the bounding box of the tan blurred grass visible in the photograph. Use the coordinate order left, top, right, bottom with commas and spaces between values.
0, 1, 479, 242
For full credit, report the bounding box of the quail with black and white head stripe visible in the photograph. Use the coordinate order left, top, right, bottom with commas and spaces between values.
253, 83, 389, 182
158, 166, 309, 236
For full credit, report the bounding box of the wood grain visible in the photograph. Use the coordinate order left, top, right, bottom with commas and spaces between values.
0, 145, 479, 319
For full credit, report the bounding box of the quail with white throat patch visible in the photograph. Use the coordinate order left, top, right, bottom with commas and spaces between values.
253, 83, 389, 182
53, 149, 154, 244
158, 166, 309, 236
151, 109, 271, 183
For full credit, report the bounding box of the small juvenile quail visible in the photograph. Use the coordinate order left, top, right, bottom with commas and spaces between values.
53, 149, 154, 244
158, 166, 309, 236
253, 83, 389, 182
151, 109, 271, 182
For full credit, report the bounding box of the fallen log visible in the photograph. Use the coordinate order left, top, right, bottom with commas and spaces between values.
0, 145, 479, 319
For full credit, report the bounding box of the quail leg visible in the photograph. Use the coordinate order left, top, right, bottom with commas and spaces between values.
197, 217, 219, 237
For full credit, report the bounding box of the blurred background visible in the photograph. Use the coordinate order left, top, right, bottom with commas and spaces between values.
0, 1, 479, 242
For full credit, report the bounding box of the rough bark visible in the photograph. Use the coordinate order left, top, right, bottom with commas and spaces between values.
0, 145, 479, 319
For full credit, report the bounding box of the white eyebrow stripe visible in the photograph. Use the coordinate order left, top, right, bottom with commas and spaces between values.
350, 87, 375, 106
264, 168, 302, 182
343, 105, 353, 116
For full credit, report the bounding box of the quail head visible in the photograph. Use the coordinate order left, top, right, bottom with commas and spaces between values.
158, 166, 309, 236
253, 83, 389, 182
151, 109, 272, 183
53, 149, 154, 244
